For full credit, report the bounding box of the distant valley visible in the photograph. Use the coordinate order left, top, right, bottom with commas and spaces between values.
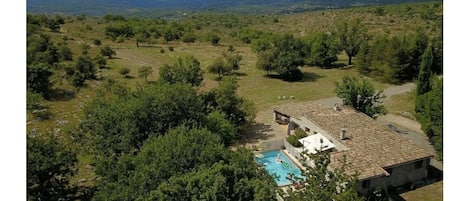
27, 0, 438, 17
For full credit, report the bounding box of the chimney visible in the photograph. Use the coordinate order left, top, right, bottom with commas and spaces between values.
340, 128, 346, 140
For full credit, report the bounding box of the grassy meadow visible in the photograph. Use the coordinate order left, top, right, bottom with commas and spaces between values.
27, 0, 444, 146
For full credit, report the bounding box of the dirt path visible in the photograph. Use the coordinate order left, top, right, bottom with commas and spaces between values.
313, 82, 416, 107
378, 114, 423, 134
250, 82, 428, 152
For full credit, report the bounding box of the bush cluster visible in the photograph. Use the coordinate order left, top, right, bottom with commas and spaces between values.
286, 128, 308, 147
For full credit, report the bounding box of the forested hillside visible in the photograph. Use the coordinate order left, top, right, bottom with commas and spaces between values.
26, 1, 443, 200
27, 0, 439, 16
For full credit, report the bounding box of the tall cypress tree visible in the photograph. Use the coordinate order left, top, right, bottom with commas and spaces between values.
416, 45, 433, 95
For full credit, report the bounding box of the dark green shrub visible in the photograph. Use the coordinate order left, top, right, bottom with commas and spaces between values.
93, 39, 102, 46
182, 33, 196, 43
294, 128, 307, 138
286, 129, 308, 147
119, 67, 131, 77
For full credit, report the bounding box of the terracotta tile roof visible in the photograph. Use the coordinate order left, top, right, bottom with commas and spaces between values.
273, 102, 434, 180
330, 151, 388, 180
272, 101, 327, 118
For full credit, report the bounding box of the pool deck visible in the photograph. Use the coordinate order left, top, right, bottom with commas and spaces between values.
280, 149, 307, 171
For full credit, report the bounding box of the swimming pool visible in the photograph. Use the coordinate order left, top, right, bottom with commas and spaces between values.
255, 150, 304, 186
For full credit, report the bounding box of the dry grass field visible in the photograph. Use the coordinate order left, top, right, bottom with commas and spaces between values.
400, 181, 443, 201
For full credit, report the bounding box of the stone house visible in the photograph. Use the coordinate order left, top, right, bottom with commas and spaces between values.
272, 102, 433, 195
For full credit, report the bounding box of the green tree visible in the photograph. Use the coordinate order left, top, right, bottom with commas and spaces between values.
92, 127, 275, 201
181, 32, 197, 43
334, 76, 386, 119
91, 126, 226, 200
282, 149, 364, 201
256, 50, 276, 75
251, 36, 272, 53
406, 28, 429, 81
27, 33, 59, 65
416, 45, 433, 95
77, 55, 96, 80
58, 44, 73, 61
27, 90, 45, 111
205, 110, 237, 146
27, 134, 78, 201
161, 24, 182, 42
207, 57, 231, 80
103, 14, 126, 22
271, 34, 306, 77
27, 63, 52, 95
100, 45, 116, 59
135, 30, 151, 47
227, 44, 235, 52
202, 77, 256, 131
138, 66, 153, 82
94, 54, 107, 69
356, 35, 410, 83
224, 52, 243, 71
153, 148, 276, 201
159, 55, 204, 87
309, 33, 338, 67
255, 34, 306, 81
374, 7, 385, 16
207, 32, 221, 45
119, 67, 131, 78
104, 22, 134, 41
46, 17, 61, 32
65, 55, 96, 87
336, 19, 368, 65
80, 43, 90, 55
78, 83, 205, 166
356, 42, 371, 75
93, 39, 102, 46
415, 78, 443, 160
431, 32, 443, 74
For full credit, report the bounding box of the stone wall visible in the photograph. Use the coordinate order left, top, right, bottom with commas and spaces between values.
357, 158, 431, 195
260, 139, 285, 151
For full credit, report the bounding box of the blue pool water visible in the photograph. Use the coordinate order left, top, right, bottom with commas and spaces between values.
255, 150, 304, 186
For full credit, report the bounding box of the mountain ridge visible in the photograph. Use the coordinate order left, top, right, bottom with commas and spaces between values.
27, 0, 439, 17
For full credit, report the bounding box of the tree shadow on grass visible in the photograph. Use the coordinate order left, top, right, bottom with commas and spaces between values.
136, 44, 160, 48
99, 66, 112, 70
300, 71, 325, 82
262, 72, 324, 82
124, 75, 135, 79
232, 71, 247, 76
263, 74, 283, 80
330, 63, 347, 69
146, 81, 159, 85
238, 122, 276, 145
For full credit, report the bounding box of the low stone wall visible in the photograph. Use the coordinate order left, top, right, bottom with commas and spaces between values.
284, 139, 315, 168
260, 139, 285, 151
284, 139, 302, 160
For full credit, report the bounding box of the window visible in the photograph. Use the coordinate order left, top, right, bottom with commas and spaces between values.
362, 180, 370, 188
415, 160, 423, 169
305, 127, 310, 132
